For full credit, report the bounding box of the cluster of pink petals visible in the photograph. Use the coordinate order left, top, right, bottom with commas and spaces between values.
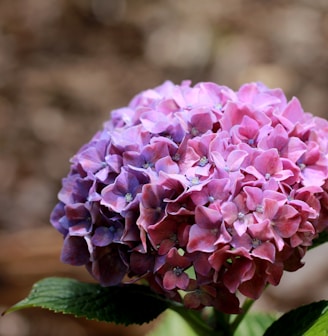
51, 80, 328, 313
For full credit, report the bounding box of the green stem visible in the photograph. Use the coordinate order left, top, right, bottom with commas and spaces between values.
169, 298, 256, 335
229, 298, 255, 334
206, 308, 231, 335
170, 303, 225, 336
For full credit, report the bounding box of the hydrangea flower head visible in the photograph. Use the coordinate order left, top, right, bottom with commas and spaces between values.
51, 80, 328, 313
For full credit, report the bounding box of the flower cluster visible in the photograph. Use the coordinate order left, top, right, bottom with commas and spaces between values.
51, 80, 328, 313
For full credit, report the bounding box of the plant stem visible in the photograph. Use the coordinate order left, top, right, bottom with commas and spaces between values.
170, 298, 256, 335
229, 298, 255, 333
170, 303, 225, 336
215, 310, 233, 335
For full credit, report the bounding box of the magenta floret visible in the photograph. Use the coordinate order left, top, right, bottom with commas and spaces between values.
50, 80, 328, 313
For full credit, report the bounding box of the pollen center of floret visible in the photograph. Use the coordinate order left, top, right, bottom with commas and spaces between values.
173, 266, 184, 276
189, 176, 200, 186
191, 127, 199, 137
256, 205, 264, 213
172, 153, 180, 162
224, 165, 230, 172
208, 195, 215, 203
265, 173, 271, 180
210, 228, 218, 235
142, 161, 153, 169
248, 139, 255, 146
125, 193, 133, 203
252, 238, 262, 248
226, 226, 233, 235
237, 212, 245, 220
171, 233, 178, 243
298, 163, 306, 171
199, 156, 209, 167
109, 226, 116, 233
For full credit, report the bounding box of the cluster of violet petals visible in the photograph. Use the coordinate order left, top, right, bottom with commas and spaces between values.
51, 80, 328, 313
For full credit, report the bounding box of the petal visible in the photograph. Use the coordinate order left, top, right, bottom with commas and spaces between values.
130, 252, 155, 275
163, 271, 176, 291
140, 111, 170, 133
226, 150, 248, 171
238, 271, 267, 299
50, 202, 67, 235
302, 165, 327, 187
223, 258, 255, 293
282, 137, 307, 162
221, 202, 238, 224
233, 219, 248, 236
90, 247, 128, 286
275, 217, 300, 238
192, 252, 212, 276
175, 272, 190, 290
61, 236, 90, 266
78, 147, 103, 173
281, 97, 305, 128
208, 245, 230, 271
252, 241, 276, 263
263, 198, 280, 219
195, 205, 222, 229
91, 227, 114, 246
167, 248, 191, 268
244, 186, 263, 211
254, 149, 282, 176
187, 225, 218, 253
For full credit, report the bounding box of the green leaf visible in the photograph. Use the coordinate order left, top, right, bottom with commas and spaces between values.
3, 277, 169, 325
235, 312, 277, 336
264, 300, 328, 336
303, 305, 328, 336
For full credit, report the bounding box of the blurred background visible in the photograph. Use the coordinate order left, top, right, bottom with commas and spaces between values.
1, 0, 328, 335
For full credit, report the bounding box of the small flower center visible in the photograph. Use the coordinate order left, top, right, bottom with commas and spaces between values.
256, 204, 264, 213
237, 212, 245, 220
208, 195, 215, 203
109, 226, 116, 233
199, 156, 209, 167
214, 103, 222, 110
189, 176, 200, 186
265, 173, 271, 180
172, 153, 180, 162
224, 165, 230, 172
173, 266, 184, 276
298, 163, 306, 171
170, 233, 178, 243
210, 228, 218, 235
248, 139, 255, 146
125, 193, 133, 203
191, 127, 199, 137
142, 161, 153, 169
252, 238, 262, 248
226, 226, 233, 235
